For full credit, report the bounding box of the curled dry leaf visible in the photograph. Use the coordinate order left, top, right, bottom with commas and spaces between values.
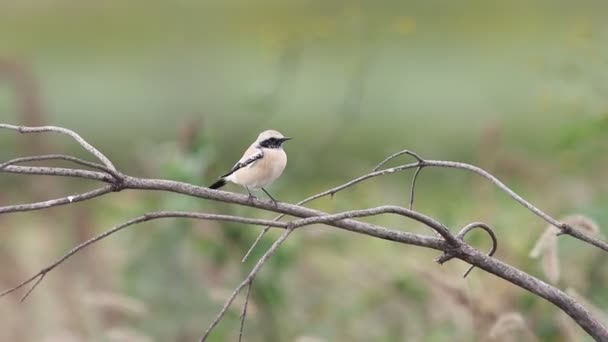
529, 214, 600, 284
561, 214, 600, 236
542, 238, 560, 284
530, 226, 560, 283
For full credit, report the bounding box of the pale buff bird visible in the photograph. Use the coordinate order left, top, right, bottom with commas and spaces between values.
209, 129, 291, 202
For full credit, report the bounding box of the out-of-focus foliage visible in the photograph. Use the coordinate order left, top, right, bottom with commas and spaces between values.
0, 1, 607, 341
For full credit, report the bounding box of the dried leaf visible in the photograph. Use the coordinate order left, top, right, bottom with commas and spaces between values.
541, 238, 560, 284
530, 226, 560, 283
529, 226, 559, 259
529, 213, 600, 284
561, 214, 600, 236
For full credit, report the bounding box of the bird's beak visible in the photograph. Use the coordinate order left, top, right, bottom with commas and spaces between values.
281, 137, 293, 142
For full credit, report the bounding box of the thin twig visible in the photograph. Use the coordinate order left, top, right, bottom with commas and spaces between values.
0, 124, 119, 177
200, 229, 293, 342
0, 185, 115, 214
0, 154, 110, 173
0, 212, 291, 299
436, 222, 498, 278
1, 165, 112, 182
409, 165, 423, 210
20, 273, 45, 302
238, 282, 252, 342
373, 149, 424, 171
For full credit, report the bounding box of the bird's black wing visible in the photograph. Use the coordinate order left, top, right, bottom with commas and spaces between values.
221, 149, 264, 178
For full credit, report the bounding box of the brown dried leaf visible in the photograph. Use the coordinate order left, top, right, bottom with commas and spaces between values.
541, 237, 560, 284
529, 226, 559, 259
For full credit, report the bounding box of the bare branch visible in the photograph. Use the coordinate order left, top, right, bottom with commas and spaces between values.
19, 273, 45, 302
0, 154, 111, 173
0, 124, 119, 177
238, 282, 252, 342
0, 212, 291, 299
459, 223, 498, 278
0, 185, 115, 214
372, 149, 424, 171
201, 229, 294, 342
436, 222, 498, 278
1, 165, 112, 182
409, 165, 423, 210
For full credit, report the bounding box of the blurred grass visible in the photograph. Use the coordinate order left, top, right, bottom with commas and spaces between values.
1, 1, 608, 341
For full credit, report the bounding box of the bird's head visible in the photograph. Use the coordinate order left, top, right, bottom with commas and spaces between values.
256, 129, 292, 149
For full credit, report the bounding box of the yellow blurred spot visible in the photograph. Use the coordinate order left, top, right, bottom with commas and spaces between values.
256, 24, 285, 51
394, 16, 416, 35
311, 17, 336, 39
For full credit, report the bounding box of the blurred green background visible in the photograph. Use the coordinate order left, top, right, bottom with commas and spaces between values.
1, 1, 607, 341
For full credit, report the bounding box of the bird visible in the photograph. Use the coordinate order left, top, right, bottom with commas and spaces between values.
209, 129, 291, 203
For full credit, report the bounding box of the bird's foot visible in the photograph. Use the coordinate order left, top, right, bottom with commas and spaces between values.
261, 188, 278, 206
246, 188, 257, 203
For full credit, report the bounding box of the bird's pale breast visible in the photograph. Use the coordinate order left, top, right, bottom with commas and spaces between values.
231, 148, 287, 188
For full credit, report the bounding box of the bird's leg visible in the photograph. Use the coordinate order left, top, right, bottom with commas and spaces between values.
245, 187, 256, 202
261, 187, 278, 206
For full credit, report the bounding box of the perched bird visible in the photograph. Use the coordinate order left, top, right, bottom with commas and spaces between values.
209, 129, 291, 202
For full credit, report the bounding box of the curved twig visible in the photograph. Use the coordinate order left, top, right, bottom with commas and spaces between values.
373, 149, 424, 171
201, 228, 293, 342
436, 222, 497, 278
0, 124, 119, 177
460, 223, 498, 278
0, 212, 292, 299
0, 185, 115, 214
0, 154, 110, 173
238, 282, 252, 342
1, 165, 112, 182
409, 165, 424, 210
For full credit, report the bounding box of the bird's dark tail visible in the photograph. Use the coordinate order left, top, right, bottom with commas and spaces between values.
209, 178, 227, 189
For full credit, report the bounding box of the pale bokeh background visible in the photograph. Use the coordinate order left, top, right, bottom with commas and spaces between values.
1, 1, 607, 341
